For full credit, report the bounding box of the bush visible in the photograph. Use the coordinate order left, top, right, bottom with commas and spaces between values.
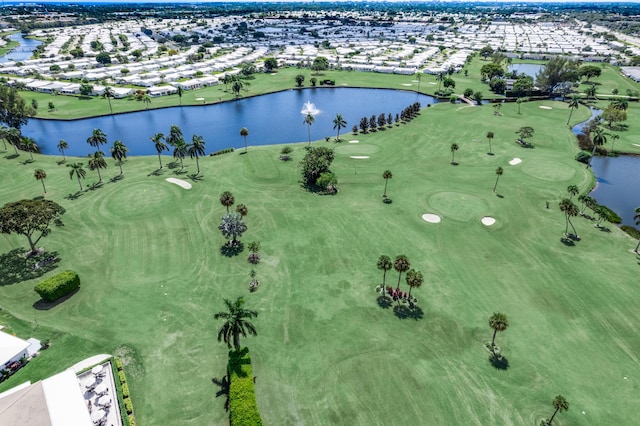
248, 253, 260, 264
115, 358, 123, 370
576, 133, 592, 150
210, 148, 234, 156
228, 348, 263, 426
598, 204, 622, 224
122, 383, 130, 398
34, 270, 80, 302
128, 415, 136, 426
621, 225, 640, 240
280, 147, 292, 155
575, 151, 591, 164
119, 370, 127, 384
124, 397, 133, 415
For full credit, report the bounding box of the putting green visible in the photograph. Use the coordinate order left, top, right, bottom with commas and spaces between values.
521, 161, 576, 181
428, 192, 489, 222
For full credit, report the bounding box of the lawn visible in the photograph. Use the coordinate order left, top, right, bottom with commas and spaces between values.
1, 95, 639, 426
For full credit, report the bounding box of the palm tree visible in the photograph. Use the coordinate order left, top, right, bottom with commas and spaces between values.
0, 125, 7, 151
6, 127, 22, 155
405, 268, 423, 298
231, 79, 244, 98
167, 125, 183, 148
87, 128, 107, 150
486, 131, 494, 154
150, 133, 167, 169
304, 113, 315, 145
393, 255, 410, 291
110, 140, 128, 175
566, 184, 579, 200
21, 137, 37, 161
57, 139, 69, 162
587, 127, 607, 168
333, 114, 346, 141
176, 86, 183, 105
493, 167, 503, 192
67, 162, 86, 191
188, 134, 206, 175
214, 297, 258, 351
566, 95, 580, 125
450, 143, 459, 164
173, 140, 188, 170
377, 255, 393, 287
220, 191, 235, 213
236, 203, 248, 217
240, 127, 249, 153
88, 151, 107, 183
546, 395, 569, 426
488, 312, 508, 356
584, 84, 596, 101
559, 198, 579, 237
103, 86, 115, 114
634, 207, 640, 253
382, 170, 392, 198
142, 94, 151, 110
436, 72, 445, 93
34, 169, 47, 194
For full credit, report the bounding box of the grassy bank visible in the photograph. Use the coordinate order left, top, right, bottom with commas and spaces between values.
1, 96, 639, 425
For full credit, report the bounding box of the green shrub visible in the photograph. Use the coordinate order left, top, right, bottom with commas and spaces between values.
128, 415, 136, 426
597, 204, 622, 224
34, 270, 80, 302
228, 348, 263, 426
124, 397, 133, 414
115, 358, 123, 370
119, 370, 127, 384
575, 151, 591, 164
122, 383, 130, 398
621, 225, 640, 239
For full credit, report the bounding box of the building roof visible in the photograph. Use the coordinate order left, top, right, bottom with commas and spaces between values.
0, 381, 52, 426
0, 330, 30, 366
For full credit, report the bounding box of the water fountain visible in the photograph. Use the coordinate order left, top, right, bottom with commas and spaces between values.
301, 101, 320, 116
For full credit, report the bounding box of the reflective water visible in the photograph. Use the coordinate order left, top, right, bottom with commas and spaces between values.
590, 156, 640, 226
0, 33, 42, 63
23, 88, 436, 156
508, 63, 544, 78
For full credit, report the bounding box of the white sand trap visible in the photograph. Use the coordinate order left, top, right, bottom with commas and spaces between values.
166, 178, 192, 189
422, 213, 441, 223
401, 83, 412, 86
428, 82, 437, 85
481, 216, 496, 226
509, 158, 522, 165
350, 156, 369, 159
633, 144, 640, 147
539, 106, 552, 110
348, 140, 359, 144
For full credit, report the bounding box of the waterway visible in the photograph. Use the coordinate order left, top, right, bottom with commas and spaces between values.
23, 88, 437, 156
508, 63, 543, 78
0, 33, 42, 63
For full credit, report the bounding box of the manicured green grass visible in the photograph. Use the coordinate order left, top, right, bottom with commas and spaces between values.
1, 95, 639, 426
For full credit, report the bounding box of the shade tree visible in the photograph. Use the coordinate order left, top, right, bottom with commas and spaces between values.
219, 212, 247, 246
0, 199, 65, 255
559, 198, 579, 238
220, 191, 235, 213
493, 167, 503, 192
488, 312, 509, 357
393, 255, 410, 291
110, 140, 128, 176
88, 151, 107, 183
214, 297, 258, 350
67, 162, 86, 191
382, 170, 392, 198
34, 169, 47, 194
57, 139, 68, 162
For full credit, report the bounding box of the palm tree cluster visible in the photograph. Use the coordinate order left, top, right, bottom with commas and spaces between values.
0, 126, 39, 159
356, 102, 421, 134
375, 255, 423, 307
150, 125, 206, 174
218, 191, 248, 247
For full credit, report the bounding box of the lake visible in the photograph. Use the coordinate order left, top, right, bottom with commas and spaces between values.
0, 33, 42, 63
590, 156, 640, 227
508, 63, 543, 78
23, 88, 437, 156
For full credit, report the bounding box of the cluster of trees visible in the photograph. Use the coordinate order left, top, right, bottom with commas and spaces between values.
218, 191, 248, 248
149, 125, 207, 173
374, 255, 422, 307
299, 146, 337, 193
353, 102, 421, 134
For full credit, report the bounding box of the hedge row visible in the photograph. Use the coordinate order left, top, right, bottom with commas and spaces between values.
210, 147, 234, 156
114, 357, 136, 424
34, 270, 80, 301
228, 348, 263, 426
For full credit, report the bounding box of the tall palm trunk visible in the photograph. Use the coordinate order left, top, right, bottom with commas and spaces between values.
382, 269, 387, 286
564, 213, 570, 236
568, 217, 577, 236
96, 168, 102, 183
233, 332, 240, 351
307, 124, 311, 145
567, 108, 574, 125
383, 179, 389, 197
547, 407, 560, 425
179, 157, 184, 170
41, 180, 46, 194
195, 155, 200, 175
635, 239, 640, 253
396, 272, 404, 290
493, 175, 500, 192
107, 98, 113, 114
77, 176, 83, 191
157, 152, 163, 169
244, 136, 247, 153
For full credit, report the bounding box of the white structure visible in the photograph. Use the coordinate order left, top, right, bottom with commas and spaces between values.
0, 329, 32, 368
0, 368, 93, 425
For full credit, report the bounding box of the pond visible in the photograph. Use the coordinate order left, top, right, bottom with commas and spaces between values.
0, 33, 42, 63
589, 156, 640, 227
23, 88, 437, 156
508, 63, 543, 78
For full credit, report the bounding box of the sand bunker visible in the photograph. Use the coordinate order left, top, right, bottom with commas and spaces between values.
166, 178, 192, 189
422, 214, 441, 223
348, 140, 359, 144
401, 83, 412, 86
509, 158, 522, 165
481, 216, 496, 226
539, 106, 552, 110
633, 144, 640, 147
350, 156, 369, 159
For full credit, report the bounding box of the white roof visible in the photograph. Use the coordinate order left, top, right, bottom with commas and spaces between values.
42, 369, 92, 426
0, 330, 30, 365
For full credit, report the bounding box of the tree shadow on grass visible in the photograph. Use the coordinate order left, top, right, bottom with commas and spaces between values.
0, 248, 59, 286
33, 287, 79, 311
109, 174, 124, 183
5, 153, 19, 160
167, 161, 179, 170
188, 173, 203, 182
489, 354, 510, 370
560, 236, 575, 246
596, 225, 611, 233
376, 295, 393, 309
220, 241, 244, 257
64, 191, 84, 200
393, 304, 424, 320
383, 197, 393, 204
88, 182, 104, 191
212, 374, 230, 412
